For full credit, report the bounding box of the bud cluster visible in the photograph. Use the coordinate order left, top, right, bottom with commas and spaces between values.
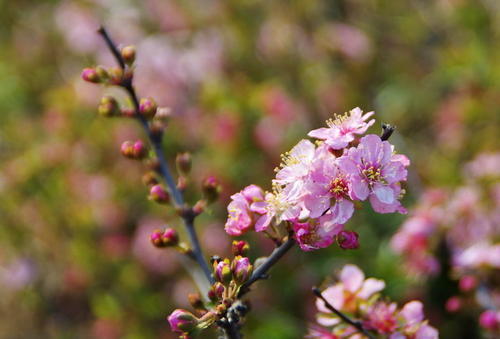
150, 227, 179, 248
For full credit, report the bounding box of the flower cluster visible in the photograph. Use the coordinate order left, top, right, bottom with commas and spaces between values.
309, 265, 438, 338
391, 152, 500, 334
225, 108, 410, 251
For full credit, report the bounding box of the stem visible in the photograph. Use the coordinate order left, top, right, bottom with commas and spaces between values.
238, 237, 295, 297
97, 26, 214, 285
380, 123, 396, 141
312, 287, 375, 339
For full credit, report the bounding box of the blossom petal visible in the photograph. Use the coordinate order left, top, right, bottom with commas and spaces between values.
340, 264, 364, 292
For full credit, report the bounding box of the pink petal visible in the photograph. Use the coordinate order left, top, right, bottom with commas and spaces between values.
358, 278, 385, 299
340, 264, 365, 292
400, 300, 424, 325
373, 183, 395, 204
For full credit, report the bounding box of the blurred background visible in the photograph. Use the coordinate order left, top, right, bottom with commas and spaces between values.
0, 0, 499, 338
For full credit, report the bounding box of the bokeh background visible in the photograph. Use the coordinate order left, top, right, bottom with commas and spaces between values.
0, 0, 499, 338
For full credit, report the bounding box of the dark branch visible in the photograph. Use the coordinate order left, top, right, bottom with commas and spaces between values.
312, 287, 375, 339
238, 236, 295, 297
380, 123, 396, 141
97, 26, 214, 284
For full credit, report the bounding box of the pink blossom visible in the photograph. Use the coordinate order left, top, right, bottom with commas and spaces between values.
275, 139, 316, 186
339, 134, 408, 213
363, 301, 398, 334
308, 107, 375, 150
224, 185, 264, 236
316, 265, 385, 326
293, 217, 343, 251
303, 155, 354, 222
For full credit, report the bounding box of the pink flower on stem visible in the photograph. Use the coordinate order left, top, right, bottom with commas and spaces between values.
167, 309, 198, 334
293, 217, 343, 251
316, 265, 385, 326
303, 155, 354, 223
339, 134, 409, 214
275, 139, 316, 186
389, 301, 439, 339
363, 301, 398, 334
224, 185, 264, 236
308, 107, 375, 150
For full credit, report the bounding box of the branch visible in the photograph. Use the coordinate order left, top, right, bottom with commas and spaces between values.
97, 26, 214, 284
312, 287, 375, 339
238, 236, 295, 297
380, 123, 396, 141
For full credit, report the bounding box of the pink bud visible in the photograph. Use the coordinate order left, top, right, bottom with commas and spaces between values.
232, 240, 250, 256
176, 153, 192, 175
445, 296, 462, 313
214, 259, 232, 284
139, 97, 157, 119
162, 228, 179, 246
150, 229, 165, 248
202, 176, 221, 203
149, 185, 170, 204
108, 67, 124, 85
479, 310, 499, 330
167, 309, 198, 333
81, 68, 100, 83
458, 275, 477, 292
337, 230, 359, 250
120, 141, 135, 158
132, 140, 148, 159
232, 256, 253, 285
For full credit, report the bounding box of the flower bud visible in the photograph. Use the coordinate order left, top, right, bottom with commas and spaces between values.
188, 293, 205, 311
232, 240, 250, 256
149, 184, 170, 204
150, 229, 166, 248
132, 140, 148, 159
177, 176, 188, 191
231, 256, 253, 285
208, 282, 225, 302
176, 153, 192, 175
479, 310, 499, 330
155, 107, 172, 121
202, 176, 221, 203
192, 200, 206, 216
139, 97, 157, 119
120, 107, 136, 118
108, 67, 124, 85
98, 96, 119, 117
120, 141, 135, 158
167, 309, 198, 333
121, 45, 136, 65
337, 230, 359, 250
162, 228, 179, 247
445, 296, 462, 313
95, 65, 109, 80
214, 259, 232, 285
81, 68, 100, 83
215, 303, 227, 316
459, 275, 477, 292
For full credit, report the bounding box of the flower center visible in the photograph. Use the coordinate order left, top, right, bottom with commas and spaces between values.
362, 165, 381, 182
329, 177, 349, 200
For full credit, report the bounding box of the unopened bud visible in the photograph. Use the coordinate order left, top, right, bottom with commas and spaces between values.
459, 275, 477, 292
142, 172, 158, 186
132, 140, 148, 159
167, 309, 198, 333
120, 141, 135, 158
139, 97, 157, 119
98, 96, 119, 117
155, 107, 172, 121
108, 67, 124, 85
445, 296, 462, 313
176, 153, 192, 175
202, 176, 221, 203
177, 176, 188, 191
214, 259, 232, 285
232, 240, 250, 256
479, 310, 499, 331
231, 256, 253, 285
81, 68, 100, 83
188, 293, 205, 311
162, 228, 179, 247
337, 230, 359, 250
192, 200, 207, 216
215, 303, 227, 316
149, 184, 170, 204
95, 65, 109, 80
150, 229, 166, 248
208, 282, 225, 302
121, 45, 136, 65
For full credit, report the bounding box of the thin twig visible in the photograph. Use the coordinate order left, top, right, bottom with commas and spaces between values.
97, 26, 214, 284
380, 123, 396, 141
312, 287, 375, 339
238, 237, 295, 297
